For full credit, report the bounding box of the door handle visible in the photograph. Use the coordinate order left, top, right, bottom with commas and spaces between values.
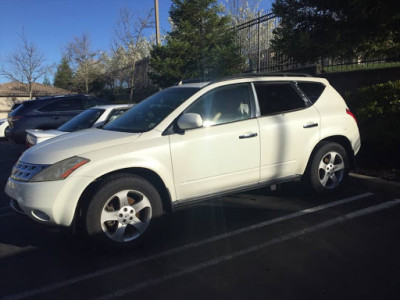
51, 116, 59, 120
239, 133, 258, 139
303, 123, 318, 128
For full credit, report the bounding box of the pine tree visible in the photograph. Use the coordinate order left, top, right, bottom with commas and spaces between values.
150, 0, 244, 88
43, 75, 51, 85
53, 56, 74, 90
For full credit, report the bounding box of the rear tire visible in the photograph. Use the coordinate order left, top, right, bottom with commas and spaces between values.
307, 142, 349, 194
84, 174, 162, 248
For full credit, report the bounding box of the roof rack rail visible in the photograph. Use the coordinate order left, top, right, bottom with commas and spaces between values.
174, 72, 313, 87
240, 72, 312, 77
175, 78, 212, 85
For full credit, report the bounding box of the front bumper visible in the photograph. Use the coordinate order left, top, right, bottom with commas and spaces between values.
5, 175, 94, 227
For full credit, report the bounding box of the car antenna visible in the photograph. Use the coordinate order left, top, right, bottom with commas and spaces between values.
178, 70, 188, 86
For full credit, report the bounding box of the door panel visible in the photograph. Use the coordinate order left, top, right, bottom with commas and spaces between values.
170, 118, 260, 200
258, 106, 320, 180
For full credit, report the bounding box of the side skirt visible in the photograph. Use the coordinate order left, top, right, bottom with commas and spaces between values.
172, 175, 302, 210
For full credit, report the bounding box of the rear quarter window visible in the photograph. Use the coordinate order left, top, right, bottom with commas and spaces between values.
297, 82, 326, 104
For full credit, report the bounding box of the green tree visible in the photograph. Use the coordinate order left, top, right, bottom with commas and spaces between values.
43, 75, 51, 85
150, 0, 244, 88
271, 0, 400, 62
53, 56, 74, 90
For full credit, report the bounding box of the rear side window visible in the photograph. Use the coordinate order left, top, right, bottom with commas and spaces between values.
254, 82, 306, 116
38, 99, 82, 112
297, 82, 326, 104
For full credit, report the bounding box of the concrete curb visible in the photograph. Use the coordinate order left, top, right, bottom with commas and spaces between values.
349, 173, 400, 196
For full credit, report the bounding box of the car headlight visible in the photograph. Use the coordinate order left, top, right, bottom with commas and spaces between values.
0, 121, 4, 126
30, 156, 90, 182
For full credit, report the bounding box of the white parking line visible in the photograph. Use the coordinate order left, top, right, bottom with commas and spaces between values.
3, 192, 374, 299
99, 198, 400, 300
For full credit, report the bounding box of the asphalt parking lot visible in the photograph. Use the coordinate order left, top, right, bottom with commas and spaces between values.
0, 139, 399, 299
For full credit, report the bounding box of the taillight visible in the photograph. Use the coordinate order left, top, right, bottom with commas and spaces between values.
346, 108, 357, 124
8, 116, 21, 126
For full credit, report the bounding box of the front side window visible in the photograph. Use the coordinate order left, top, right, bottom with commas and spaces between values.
255, 82, 306, 116
185, 84, 252, 127
104, 87, 199, 133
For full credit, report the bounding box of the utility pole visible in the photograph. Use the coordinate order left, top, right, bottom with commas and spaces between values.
154, 0, 161, 46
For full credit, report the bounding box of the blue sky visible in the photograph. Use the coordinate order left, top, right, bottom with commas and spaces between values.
0, 0, 272, 84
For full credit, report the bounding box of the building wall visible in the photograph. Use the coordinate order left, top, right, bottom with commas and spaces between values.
0, 97, 31, 118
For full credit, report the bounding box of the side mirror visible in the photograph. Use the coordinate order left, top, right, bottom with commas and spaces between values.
177, 113, 203, 130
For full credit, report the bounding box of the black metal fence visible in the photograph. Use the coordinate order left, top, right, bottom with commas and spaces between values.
234, 13, 400, 74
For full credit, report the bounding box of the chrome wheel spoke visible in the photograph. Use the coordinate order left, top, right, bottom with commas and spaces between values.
132, 196, 151, 213
329, 152, 337, 164
101, 210, 119, 223
320, 172, 330, 187
131, 216, 148, 234
112, 223, 127, 242
115, 190, 130, 208
330, 173, 339, 185
335, 161, 345, 171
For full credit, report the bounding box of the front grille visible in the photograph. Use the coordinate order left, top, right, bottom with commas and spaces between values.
11, 161, 49, 182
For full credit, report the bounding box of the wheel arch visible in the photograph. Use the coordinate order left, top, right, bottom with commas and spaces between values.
74, 167, 173, 228
305, 135, 355, 175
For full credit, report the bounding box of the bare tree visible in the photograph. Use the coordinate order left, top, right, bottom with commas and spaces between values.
65, 33, 99, 94
113, 7, 153, 101
1, 30, 53, 99
224, 0, 263, 25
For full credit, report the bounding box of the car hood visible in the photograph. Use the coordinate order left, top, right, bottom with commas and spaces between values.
20, 128, 141, 165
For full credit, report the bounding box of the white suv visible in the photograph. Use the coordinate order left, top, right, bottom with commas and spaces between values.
5, 75, 361, 247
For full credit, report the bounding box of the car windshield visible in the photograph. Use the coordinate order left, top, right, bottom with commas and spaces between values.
104, 87, 200, 133
58, 108, 104, 132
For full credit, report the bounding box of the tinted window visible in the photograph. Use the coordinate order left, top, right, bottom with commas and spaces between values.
185, 84, 252, 126
297, 82, 326, 103
9, 101, 35, 116
255, 83, 306, 116
58, 108, 104, 132
38, 99, 82, 112
104, 87, 199, 133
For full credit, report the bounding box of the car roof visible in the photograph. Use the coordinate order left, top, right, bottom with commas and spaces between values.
89, 104, 135, 110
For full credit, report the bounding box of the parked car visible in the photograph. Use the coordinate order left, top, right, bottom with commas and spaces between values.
7, 94, 109, 143
0, 118, 8, 138
26, 104, 134, 147
5, 74, 361, 248
0, 102, 22, 139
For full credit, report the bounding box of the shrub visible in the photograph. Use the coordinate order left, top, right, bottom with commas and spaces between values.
346, 80, 400, 168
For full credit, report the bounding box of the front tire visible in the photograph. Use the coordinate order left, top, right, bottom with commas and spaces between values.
84, 174, 162, 248
307, 142, 350, 194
